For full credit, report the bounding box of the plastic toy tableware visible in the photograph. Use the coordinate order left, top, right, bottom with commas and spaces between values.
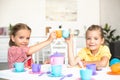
110, 58, 120, 66
39, 71, 51, 76
50, 65, 62, 77
78, 61, 85, 69
107, 63, 120, 75
56, 29, 70, 38
32, 63, 41, 73
86, 64, 97, 75
76, 78, 95, 80
80, 68, 92, 80
14, 62, 24, 72
56, 30, 62, 38
59, 74, 73, 80
12, 69, 26, 73
62, 30, 70, 39
23, 56, 31, 63
50, 52, 64, 65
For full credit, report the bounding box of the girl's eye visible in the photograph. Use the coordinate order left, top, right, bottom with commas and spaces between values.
19, 36, 24, 39
87, 38, 91, 40
27, 37, 30, 40
94, 37, 98, 40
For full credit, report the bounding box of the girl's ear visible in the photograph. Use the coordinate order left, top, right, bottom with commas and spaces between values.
11, 35, 15, 42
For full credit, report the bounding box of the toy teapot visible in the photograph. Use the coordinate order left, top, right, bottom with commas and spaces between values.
50, 52, 64, 65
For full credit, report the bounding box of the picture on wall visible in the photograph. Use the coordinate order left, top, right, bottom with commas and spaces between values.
46, 0, 77, 21
0, 27, 9, 36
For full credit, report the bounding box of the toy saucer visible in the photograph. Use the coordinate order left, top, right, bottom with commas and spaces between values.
107, 71, 120, 75
76, 78, 95, 80
12, 69, 26, 73
29, 71, 42, 74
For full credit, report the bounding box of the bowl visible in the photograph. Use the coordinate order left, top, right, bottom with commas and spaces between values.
110, 58, 120, 66
111, 63, 120, 73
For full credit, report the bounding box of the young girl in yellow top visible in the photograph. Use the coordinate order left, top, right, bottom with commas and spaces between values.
65, 25, 111, 69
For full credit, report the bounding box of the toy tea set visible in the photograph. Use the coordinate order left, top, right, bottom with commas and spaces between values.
49, 52, 65, 77
79, 61, 97, 80
56, 29, 70, 39
107, 58, 120, 75
13, 56, 32, 72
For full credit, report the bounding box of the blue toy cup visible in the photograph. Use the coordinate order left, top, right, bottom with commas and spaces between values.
62, 30, 70, 38
14, 62, 24, 72
51, 65, 62, 77
80, 68, 92, 80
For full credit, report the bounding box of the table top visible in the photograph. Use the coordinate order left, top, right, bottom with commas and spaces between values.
0, 64, 120, 80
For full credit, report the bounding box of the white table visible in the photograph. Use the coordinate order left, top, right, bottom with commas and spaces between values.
0, 64, 120, 80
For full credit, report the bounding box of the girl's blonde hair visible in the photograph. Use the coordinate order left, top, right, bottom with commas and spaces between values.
9, 23, 31, 46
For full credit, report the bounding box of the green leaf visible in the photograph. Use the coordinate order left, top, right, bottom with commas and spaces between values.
103, 23, 120, 46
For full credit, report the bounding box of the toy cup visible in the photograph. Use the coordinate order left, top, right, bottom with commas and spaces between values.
80, 68, 92, 80
32, 63, 41, 73
14, 62, 24, 72
50, 52, 64, 65
110, 58, 120, 66
51, 65, 62, 77
56, 30, 62, 38
62, 30, 70, 38
56, 29, 70, 38
86, 64, 96, 75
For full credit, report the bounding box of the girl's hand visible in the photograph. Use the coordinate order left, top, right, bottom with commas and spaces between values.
81, 61, 87, 66
48, 31, 56, 41
65, 34, 74, 44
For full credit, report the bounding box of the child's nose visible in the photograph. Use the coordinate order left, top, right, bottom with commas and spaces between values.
90, 39, 94, 43
24, 39, 29, 43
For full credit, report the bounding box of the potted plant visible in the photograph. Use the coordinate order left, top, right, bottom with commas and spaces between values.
103, 23, 120, 46
103, 23, 120, 60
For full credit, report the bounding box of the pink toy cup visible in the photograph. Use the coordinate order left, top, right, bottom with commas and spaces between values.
50, 52, 64, 65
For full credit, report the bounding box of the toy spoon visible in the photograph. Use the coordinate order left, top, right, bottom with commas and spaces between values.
79, 61, 85, 69
39, 71, 51, 76
59, 74, 73, 80
23, 56, 32, 63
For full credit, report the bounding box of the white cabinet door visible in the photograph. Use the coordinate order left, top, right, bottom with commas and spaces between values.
0, 37, 9, 62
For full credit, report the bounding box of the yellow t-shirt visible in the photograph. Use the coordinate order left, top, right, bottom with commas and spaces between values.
77, 45, 111, 66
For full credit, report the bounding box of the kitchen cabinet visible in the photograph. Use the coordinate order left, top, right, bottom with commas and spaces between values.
0, 36, 9, 62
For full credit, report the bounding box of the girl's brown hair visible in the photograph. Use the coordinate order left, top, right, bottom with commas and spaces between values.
9, 23, 31, 46
86, 25, 105, 44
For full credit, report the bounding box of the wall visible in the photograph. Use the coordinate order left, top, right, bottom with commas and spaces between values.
100, 0, 120, 36
0, 0, 99, 62
0, 0, 100, 37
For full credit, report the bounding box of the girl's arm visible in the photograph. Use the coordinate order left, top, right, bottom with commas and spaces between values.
82, 56, 109, 67
27, 31, 56, 55
82, 46, 111, 68
65, 34, 80, 66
